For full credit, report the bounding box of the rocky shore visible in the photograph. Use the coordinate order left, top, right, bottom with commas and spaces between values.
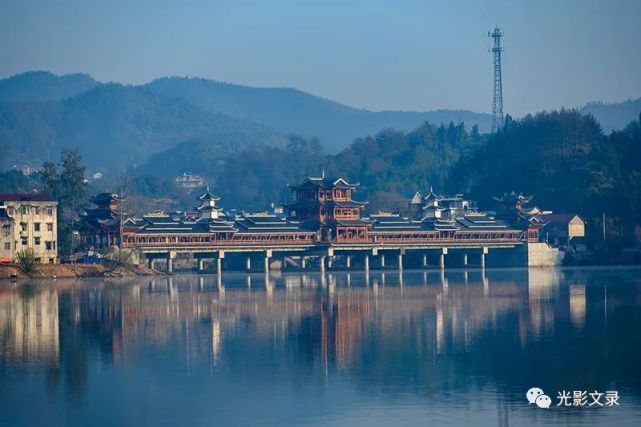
0, 263, 162, 280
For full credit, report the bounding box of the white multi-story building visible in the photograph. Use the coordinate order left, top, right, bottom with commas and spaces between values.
0, 194, 58, 264
175, 172, 205, 189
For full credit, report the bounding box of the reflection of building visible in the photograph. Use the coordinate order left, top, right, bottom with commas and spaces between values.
0, 289, 60, 363
0, 194, 58, 263
569, 285, 586, 328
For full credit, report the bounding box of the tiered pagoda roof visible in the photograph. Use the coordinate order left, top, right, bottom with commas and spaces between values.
199, 186, 220, 201
78, 192, 122, 234
289, 177, 358, 190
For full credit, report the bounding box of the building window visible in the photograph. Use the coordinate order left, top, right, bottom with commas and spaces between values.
34, 207, 40, 215
2, 225, 9, 237
34, 222, 41, 232
45, 241, 52, 250
4, 242, 10, 250
46, 206, 53, 215
47, 223, 53, 231
21, 237, 28, 246
34, 237, 41, 245
20, 223, 27, 232
20, 206, 28, 215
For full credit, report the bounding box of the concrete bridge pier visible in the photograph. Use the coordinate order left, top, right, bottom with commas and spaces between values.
300, 256, 306, 269
345, 255, 352, 269
198, 258, 205, 273
319, 255, 326, 273
439, 248, 448, 270
327, 256, 333, 269
380, 254, 386, 269
167, 251, 175, 274
481, 247, 488, 269
216, 251, 225, 276
422, 253, 428, 269
246, 256, 252, 272
264, 250, 272, 274
462, 253, 468, 267
398, 249, 405, 271
363, 254, 369, 272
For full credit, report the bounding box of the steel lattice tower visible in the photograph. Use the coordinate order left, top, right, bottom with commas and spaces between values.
488, 27, 504, 133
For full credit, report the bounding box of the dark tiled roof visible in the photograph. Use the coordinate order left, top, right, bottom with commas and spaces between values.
236, 214, 305, 232
367, 213, 523, 233
0, 193, 55, 202
535, 214, 582, 224
283, 200, 366, 210
333, 200, 367, 208
333, 219, 372, 227
197, 205, 222, 211
127, 212, 307, 235
369, 214, 422, 231
290, 177, 358, 190
199, 187, 220, 201
456, 214, 512, 229
93, 192, 120, 206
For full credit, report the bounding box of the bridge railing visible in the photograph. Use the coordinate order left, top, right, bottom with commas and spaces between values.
121, 232, 317, 249
121, 230, 529, 249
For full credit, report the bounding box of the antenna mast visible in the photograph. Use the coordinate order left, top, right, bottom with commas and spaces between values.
488, 27, 504, 133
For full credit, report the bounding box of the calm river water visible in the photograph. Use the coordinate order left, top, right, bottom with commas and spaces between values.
1, 267, 640, 426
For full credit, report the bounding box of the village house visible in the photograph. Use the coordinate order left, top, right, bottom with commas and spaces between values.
536, 213, 586, 250
0, 194, 58, 263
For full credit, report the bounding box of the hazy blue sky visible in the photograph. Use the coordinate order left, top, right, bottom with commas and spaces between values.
1, 0, 639, 115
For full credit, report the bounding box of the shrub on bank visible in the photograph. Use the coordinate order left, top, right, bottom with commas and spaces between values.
16, 248, 40, 276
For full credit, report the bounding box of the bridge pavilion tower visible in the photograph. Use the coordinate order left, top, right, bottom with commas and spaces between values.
284, 177, 370, 242
197, 187, 223, 220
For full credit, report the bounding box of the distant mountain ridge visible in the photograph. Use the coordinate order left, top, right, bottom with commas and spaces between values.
0, 79, 287, 169
0, 71, 638, 172
579, 98, 641, 132
144, 76, 493, 152
0, 71, 98, 102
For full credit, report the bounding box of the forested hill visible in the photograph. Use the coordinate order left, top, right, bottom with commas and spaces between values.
580, 98, 641, 133
145, 77, 492, 152
0, 71, 98, 102
452, 111, 641, 244
0, 71, 639, 172
140, 122, 486, 212
0, 81, 287, 169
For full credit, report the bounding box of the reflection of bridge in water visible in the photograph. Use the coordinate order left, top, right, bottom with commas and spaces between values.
1, 268, 639, 427
0, 268, 592, 370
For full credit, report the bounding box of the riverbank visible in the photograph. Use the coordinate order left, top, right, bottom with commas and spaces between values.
0, 263, 163, 279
